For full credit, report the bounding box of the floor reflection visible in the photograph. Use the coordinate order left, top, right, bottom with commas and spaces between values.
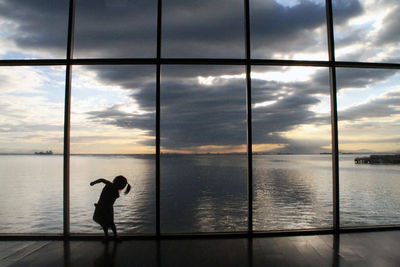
93, 242, 118, 267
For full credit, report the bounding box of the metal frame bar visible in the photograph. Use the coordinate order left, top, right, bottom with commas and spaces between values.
156, 0, 162, 238
244, 0, 253, 236
2, 58, 400, 69
1, 0, 400, 238
3, 226, 400, 241
63, 0, 75, 238
326, 0, 340, 233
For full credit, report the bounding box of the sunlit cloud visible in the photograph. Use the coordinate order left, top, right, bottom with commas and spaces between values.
279, 124, 331, 143
252, 67, 316, 83
309, 94, 330, 114
254, 100, 278, 109
0, 66, 65, 153
197, 74, 245, 86
253, 143, 287, 153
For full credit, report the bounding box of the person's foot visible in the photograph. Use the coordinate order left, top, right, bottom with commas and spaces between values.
114, 236, 122, 243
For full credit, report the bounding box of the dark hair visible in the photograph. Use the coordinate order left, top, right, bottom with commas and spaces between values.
113, 175, 131, 194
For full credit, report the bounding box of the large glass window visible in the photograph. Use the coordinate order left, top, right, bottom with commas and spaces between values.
70, 65, 156, 234
0, 66, 65, 233
0, 0, 400, 237
252, 66, 332, 230
160, 66, 247, 233
337, 68, 400, 227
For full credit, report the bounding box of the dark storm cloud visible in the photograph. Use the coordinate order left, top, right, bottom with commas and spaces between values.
331, 0, 364, 49
336, 68, 397, 90
376, 4, 400, 45
0, 0, 359, 58
286, 70, 330, 95
87, 107, 155, 134
86, 65, 156, 111
159, 77, 247, 149
252, 92, 324, 144
73, 0, 157, 58
251, 0, 326, 57
332, 0, 363, 25
339, 90, 400, 121
162, 0, 245, 58
86, 66, 332, 152
0, 0, 69, 55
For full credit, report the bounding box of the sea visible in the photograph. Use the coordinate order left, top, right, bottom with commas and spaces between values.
0, 154, 399, 234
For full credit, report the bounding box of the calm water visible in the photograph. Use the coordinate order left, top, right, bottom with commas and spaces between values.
0, 154, 399, 234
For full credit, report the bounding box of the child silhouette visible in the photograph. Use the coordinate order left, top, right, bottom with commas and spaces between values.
90, 175, 131, 242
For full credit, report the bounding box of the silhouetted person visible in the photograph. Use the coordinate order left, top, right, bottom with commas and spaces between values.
90, 175, 131, 242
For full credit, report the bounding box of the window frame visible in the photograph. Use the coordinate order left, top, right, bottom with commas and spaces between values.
1, 0, 400, 238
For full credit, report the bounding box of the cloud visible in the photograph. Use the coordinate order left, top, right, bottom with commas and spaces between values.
0, 0, 69, 58
0, 0, 358, 59
73, 0, 157, 58
375, 5, 400, 45
87, 106, 155, 134
160, 78, 247, 150
333, 0, 400, 62
332, 0, 363, 25
339, 90, 400, 121
251, 0, 328, 59
83, 65, 333, 153
336, 68, 397, 90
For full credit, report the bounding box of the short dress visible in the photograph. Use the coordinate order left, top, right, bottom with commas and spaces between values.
93, 183, 120, 228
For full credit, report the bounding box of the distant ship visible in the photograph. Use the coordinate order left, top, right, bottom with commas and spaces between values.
34, 150, 53, 155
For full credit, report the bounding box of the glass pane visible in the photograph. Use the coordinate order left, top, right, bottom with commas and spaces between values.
251, 0, 328, 60
161, 65, 247, 233
162, 0, 245, 58
0, 0, 69, 59
74, 0, 157, 58
333, 0, 400, 63
252, 66, 332, 231
0, 66, 65, 233
337, 68, 400, 227
71, 65, 156, 234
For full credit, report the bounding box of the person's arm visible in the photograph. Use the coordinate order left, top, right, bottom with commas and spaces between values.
90, 178, 111, 186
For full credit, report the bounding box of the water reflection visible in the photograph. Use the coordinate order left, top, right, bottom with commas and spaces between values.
253, 155, 332, 230
4, 153, 400, 234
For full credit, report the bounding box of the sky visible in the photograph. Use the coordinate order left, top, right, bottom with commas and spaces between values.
0, 0, 399, 154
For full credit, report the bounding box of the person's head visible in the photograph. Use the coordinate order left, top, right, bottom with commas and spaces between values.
113, 175, 131, 194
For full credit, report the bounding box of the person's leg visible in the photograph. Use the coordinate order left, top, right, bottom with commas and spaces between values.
110, 223, 121, 242
102, 225, 109, 243
110, 223, 117, 236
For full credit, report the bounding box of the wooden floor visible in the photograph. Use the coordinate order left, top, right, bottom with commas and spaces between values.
1, 231, 400, 266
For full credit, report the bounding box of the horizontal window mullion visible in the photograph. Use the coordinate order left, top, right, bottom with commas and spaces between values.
2, 58, 400, 69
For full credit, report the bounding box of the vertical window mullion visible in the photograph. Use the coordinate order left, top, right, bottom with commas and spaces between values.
325, 0, 340, 233
64, 0, 76, 238
244, 0, 253, 235
156, 0, 162, 237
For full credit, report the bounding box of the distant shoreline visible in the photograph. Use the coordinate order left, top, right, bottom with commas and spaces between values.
0, 152, 397, 156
